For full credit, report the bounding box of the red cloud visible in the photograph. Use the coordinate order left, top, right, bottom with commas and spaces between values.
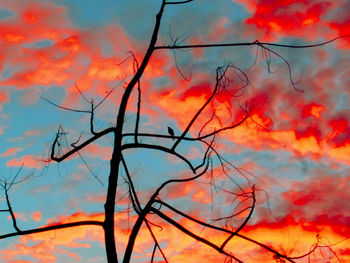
235, 0, 350, 43
282, 174, 350, 237
328, 1, 350, 46
328, 117, 350, 147
301, 103, 325, 119
0, 90, 9, 106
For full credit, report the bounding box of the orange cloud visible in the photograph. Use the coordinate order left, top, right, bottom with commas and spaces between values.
1, 212, 104, 263
24, 128, 41, 136
0, 0, 143, 113
82, 143, 112, 161
149, 65, 350, 163
1, 147, 23, 157
31, 211, 41, 222
1, 206, 349, 262
277, 178, 350, 262
6, 155, 42, 168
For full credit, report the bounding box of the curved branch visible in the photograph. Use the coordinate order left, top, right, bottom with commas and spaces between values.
153, 156, 210, 199
220, 185, 256, 250
51, 127, 115, 162
121, 143, 195, 173
166, 0, 194, 4
196, 112, 249, 140
41, 96, 91, 113
257, 43, 303, 92
123, 156, 209, 263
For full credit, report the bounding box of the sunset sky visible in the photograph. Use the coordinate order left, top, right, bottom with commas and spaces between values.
0, 0, 349, 262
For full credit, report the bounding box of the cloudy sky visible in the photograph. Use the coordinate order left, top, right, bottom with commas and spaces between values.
0, 0, 349, 262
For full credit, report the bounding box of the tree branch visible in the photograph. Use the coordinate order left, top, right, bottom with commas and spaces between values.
121, 143, 196, 173
150, 207, 244, 263
171, 66, 225, 151
165, 0, 194, 4
154, 200, 296, 263
220, 185, 256, 250
4, 184, 21, 232
0, 220, 103, 240
155, 35, 349, 50
113, 3, 168, 261
51, 127, 115, 162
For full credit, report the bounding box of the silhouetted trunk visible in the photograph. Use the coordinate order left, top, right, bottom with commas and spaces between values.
103, 2, 165, 262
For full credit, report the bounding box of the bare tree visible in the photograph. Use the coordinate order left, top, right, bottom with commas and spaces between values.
0, 1, 347, 262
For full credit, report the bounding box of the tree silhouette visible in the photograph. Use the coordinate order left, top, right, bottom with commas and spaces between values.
0, 1, 348, 262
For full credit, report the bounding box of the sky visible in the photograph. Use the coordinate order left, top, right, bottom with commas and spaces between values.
0, 0, 349, 262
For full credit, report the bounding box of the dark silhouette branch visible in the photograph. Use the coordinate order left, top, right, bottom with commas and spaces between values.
121, 154, 142, 213
106, 2, 167, 261
51, 127, 115, 162
165, 0, 194, 4
4, 184, 21, 232
196, 112, 249, 140
150, 207, 244, 263
90, 100, 98, 135
122, 143, 196, 173
171, 65, 227, 151
41, 96, 91, 113
123, 156, 210, 262
36, 1, 346, 262
256, 42, 303, 92
220, 185, 256, 250
77, 150, 104, 186
155, 35, 350, 50
121, 154, 169, 262
153, 200, 296, 263
135, 75, 141, 144
125, 51, 142, 144
150, 243, 157, 263
0, 220, 103, 240
0, 165, 29, 233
